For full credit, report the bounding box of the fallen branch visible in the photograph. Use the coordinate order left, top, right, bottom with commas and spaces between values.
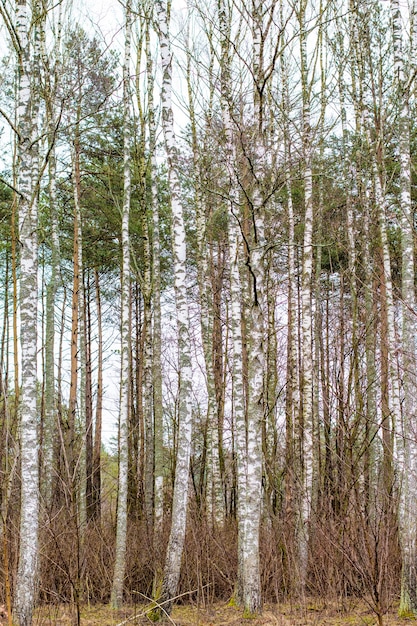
115, 587, 208, 626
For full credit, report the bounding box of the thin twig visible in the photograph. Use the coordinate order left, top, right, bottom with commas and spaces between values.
114, 586, 209, 626
113, 595, 175, 626
0, 176, 23, 199
135, 592, 177, 626
0, 108, 21, 139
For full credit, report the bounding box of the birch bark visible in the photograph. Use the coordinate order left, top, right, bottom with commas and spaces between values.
145, 19, 164, 537
280, 1, 298, 587
111, 0, 132, 607
155, 0, 194, 612
217, 0, 246, 606
390, 0, 417, 614
143, 206, 154, 532
217, 0, 264, 611
14, 0, 40, 623
238, 0, 270, 612
298, 0, 314, 593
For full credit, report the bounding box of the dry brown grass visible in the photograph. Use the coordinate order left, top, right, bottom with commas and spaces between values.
31, 600, 416, 626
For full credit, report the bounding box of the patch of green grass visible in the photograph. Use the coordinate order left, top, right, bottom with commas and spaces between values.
398, 609, 416, 619
147, 607, 162, 622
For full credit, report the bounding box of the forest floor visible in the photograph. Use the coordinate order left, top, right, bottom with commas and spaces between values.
29, 599, 417, 626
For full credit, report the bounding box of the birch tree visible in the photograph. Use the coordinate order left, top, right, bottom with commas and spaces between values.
390, 0, 417, 614
297, 0, 315, 593
216, 0, 266, 610
2, 0, 417, 612
217, 0, 247, 606
281, 1, 298, 590
155, 0, 194, 613
111, 0, 132, 607
146, 14, 164, 538
234, 0, 279, 610
13, 0, 41, 623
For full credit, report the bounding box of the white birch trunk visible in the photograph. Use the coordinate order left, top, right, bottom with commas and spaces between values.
155, 0, 194, 612
136, 73, 154, 528
230, 213, 247, 608
143, 213, 154, 531
217, 0, 247, 607
298, 0, 314, 592
238, 0, 267, 612
243, 228, 263, 616
145, 22, 164, 536
218, 0, 264, 611
280, 4, 298, 558
111, 0, 132, 607
390, 0, 417, 614
14, 0, 40, 623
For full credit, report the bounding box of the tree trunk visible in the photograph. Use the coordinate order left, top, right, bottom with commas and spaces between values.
84, 272, 94, 522
155, 0, 194, 613
111, 0, 132, 607
298, 0, 314, 593
92, 269, 103, 521
13, 1, 40, 623
145, 19, 164, 538
186, 40, 224, 526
